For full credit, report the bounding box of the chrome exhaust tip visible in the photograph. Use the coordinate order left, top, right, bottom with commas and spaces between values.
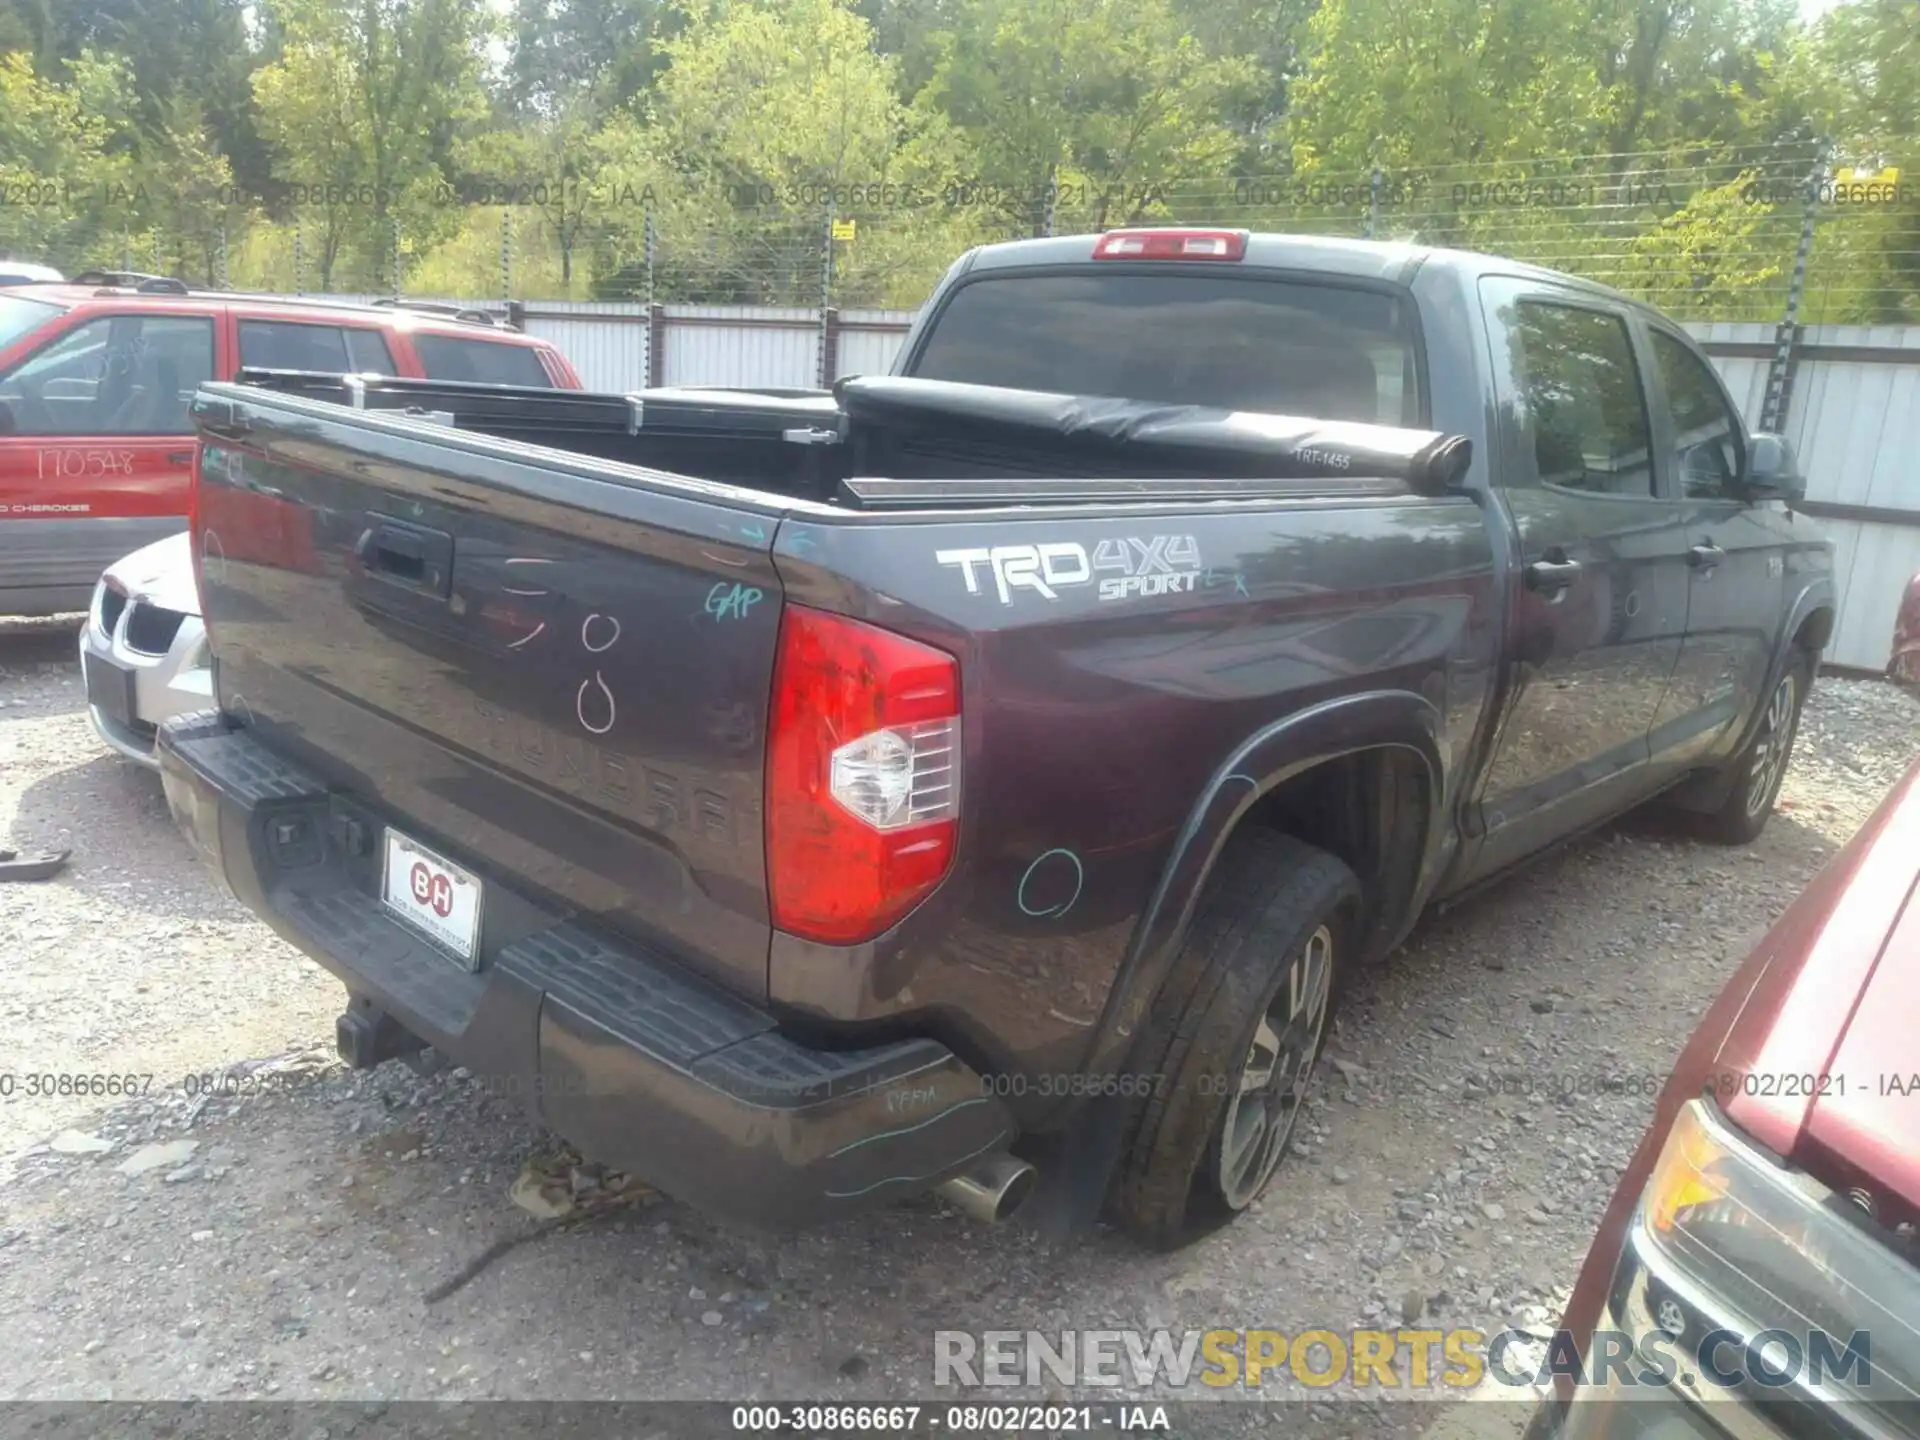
935, 1153, 1037, 1223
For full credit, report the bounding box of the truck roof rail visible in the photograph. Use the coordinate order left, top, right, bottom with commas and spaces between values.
72, 269, 191, 295
369, 298, 509, 329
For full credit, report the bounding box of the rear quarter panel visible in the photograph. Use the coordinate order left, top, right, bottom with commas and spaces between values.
768, 494, 1500, 1118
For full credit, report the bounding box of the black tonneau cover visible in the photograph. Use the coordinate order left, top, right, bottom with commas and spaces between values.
225, 369, 1470, 496
835, 375, 1472, 493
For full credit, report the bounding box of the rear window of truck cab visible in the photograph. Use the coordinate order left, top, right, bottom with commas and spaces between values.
0, 294, 62, 353
908, 272, 1421, 426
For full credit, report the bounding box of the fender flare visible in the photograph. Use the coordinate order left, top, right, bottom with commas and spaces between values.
1022, 690, 1447, 1236
1080, 688, 1446, 1082
1669, 577, 1836, 815
1743, 577, 1836, 753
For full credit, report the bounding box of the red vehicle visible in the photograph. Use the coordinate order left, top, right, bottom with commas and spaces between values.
1893, 573, 1920, 688
1530, 577, 1920, 1437
0, 271, 583, 616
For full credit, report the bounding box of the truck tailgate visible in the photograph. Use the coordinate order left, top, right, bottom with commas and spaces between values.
191, 387, 785, 1001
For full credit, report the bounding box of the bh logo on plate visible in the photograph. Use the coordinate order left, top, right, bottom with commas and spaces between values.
410, 862, 455, 918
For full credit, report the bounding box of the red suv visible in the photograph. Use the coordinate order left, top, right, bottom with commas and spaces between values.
0, 272, 583, 616
1529, 580, 1920, 1437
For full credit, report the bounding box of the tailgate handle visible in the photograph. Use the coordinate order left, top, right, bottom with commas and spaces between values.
359, 518, 452, 598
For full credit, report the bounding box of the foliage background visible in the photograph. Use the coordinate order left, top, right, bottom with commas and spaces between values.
0, 0, 1914, 319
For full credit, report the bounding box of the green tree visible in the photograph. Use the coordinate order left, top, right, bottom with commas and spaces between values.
1791, 0, 1919, 319
0, 0, 273, 199
140, 101, 245, 285
461, 108, 640, 289
913, 0, 1259, 236
252, 0, 487, 290
600, 0, 921, 303
0, 49, 137, 270
505, 0, 668, 118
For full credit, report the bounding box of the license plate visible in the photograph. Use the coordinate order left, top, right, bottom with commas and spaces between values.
381, 829, 483, 967
83, 650, 138, 727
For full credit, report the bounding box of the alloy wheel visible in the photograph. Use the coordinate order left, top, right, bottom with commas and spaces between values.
1744, 672, 1799, 818
1217, 923, 1334, 1208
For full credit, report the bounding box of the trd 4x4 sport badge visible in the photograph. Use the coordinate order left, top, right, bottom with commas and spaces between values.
935, 535, 1203, 605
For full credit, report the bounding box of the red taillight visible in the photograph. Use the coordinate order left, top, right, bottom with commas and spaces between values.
766, 605, 961, 946
1092, 228, 1248, 261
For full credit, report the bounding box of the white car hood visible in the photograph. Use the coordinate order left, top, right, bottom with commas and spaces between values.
102, 531, 201, 617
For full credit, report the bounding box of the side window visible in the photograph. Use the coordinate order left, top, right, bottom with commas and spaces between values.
344, 328, 398, 375
0, 314, 214, 435
412, 335, 553, 387
239, 320, 393, 376
1505, 302, 1653, 497
1650, 330, 1744, 499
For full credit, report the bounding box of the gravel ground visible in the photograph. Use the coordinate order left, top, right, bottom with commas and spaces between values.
2, 614, 1916, 1429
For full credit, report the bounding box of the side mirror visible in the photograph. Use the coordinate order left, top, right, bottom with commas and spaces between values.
1743, 432, 1804, 504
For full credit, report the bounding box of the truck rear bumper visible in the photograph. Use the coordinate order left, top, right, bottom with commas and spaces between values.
156, 711, 1015, 1229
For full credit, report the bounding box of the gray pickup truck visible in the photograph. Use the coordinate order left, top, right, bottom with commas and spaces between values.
157, 229, 1834, 1250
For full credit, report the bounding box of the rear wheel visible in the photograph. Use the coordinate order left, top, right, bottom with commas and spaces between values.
1107, 830, 1359, 1250
1693, 649, 1810, 845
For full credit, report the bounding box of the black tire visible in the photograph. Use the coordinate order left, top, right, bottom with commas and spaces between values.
1106, 830, 1360, 1250
1693, 648, 1812, 845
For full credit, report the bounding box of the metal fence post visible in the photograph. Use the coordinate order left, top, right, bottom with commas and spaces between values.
501, 208, 513, 304
818, 203, 836, 387
1366, 166, 1383, 239
390, 216, 402, 299
1761, 141, 1829, 434
643, 207, 658, 387
293, 225, 305, 296
217, 223, 229, 290
644, 206, 656, 309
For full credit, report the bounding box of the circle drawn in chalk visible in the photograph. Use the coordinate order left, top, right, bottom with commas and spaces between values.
1624, 591, 1642, 618
1018, 848, 1084, 919
582, 614, 621, 652
228, 692, 255, 727
577, 671, 615, 734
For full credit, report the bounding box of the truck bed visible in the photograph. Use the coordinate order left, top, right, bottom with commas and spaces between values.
227, 369, 1474, 503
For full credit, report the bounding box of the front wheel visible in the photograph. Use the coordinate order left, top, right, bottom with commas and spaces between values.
1106, 831, 1360, 1250
1694, 650, 1810, 845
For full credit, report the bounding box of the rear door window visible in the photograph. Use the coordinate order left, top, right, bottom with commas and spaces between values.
907, 272, 1422, 425
0, 313, 215, 435
239, 320, 398, 375
1502, 301, 1653, 496
413, 335, 553, 387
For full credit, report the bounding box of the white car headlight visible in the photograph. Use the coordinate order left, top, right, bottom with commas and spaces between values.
1632, 1098, 1920, 1414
